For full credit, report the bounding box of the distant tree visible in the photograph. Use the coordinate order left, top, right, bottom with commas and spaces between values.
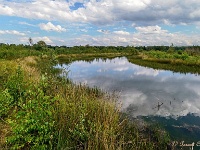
167, 43, 175, 53
37, 40, 47, 47
34, 40, 47, 51
85, 44, 90, 47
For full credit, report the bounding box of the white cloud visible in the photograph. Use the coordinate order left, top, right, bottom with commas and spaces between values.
19, 22, 36, 27
0, 30, 25, 36
113, 30, 130, 35
1, 1, 200, 46
135, 25, 168, 34
1, 0, 200, 26
20, 36, 53, 45
0, 4, 14, 15
163, 19, 175, 26
35, 36, 53, 44
113, 0, 151, 12
65, 25, 200, 46
39, 22, 66, 32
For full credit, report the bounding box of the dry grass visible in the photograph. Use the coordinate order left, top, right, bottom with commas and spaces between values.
0, 121, 10, 150
17, 56, 41, 83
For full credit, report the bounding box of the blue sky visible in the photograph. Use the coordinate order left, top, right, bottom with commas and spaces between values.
0, 0, 200, 46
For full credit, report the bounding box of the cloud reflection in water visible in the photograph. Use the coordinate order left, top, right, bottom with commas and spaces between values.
57, 57, 200, 118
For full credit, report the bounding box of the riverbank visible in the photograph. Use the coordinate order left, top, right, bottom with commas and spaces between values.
127, 50, 200, 74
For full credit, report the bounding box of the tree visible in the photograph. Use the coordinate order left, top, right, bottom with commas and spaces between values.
34, 41, 47, 51
37, 41, 47, 47
167, 43, 175, 53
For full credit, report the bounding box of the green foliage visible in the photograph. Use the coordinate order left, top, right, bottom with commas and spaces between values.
5, 67, 25, 105
0, 89, 14, 118
0, 64, 171, 149
167, 45, 175, 53
7, 87, 57, 149
33, 40, 47, 51
0, 67, 57, 149
0, 61, 17, 90
147, 125, 170, 149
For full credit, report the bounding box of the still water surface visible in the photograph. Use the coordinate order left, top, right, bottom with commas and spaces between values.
57, 57, 200, 141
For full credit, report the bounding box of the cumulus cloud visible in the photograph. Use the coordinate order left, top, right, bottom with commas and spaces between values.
1, 1, 200, 46
113, 0, 151, 12
0, 0, 72, 21
0, 30, 25, 36
0, 0, 199, 26
65, 25, 200, 46
39, 22, 66, 32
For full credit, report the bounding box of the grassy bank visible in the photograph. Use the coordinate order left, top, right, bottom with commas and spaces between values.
127, 49, 200, 74
0, 47, 170, 149
127, 55, 200, 75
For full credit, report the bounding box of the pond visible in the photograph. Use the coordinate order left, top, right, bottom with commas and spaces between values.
57, 57, 200, 143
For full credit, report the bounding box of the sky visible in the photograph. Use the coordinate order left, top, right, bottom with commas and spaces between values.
0, 0, 200, 46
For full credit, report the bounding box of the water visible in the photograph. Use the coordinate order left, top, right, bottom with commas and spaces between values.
57, 57, 200, 142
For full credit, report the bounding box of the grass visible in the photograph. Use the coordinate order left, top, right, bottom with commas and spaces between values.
127, 51, 200, 75
0, 53, 170, 149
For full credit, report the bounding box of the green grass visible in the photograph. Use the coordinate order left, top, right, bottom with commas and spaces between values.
127, 51, 200, 74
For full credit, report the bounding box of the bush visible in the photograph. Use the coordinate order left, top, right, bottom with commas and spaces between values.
0, 68, 57, 149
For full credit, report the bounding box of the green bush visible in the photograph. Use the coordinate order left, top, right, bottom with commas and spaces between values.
7, 87, 57, 149
0, 68, 57, 149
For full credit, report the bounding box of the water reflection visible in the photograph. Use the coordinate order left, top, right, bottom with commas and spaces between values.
57, 57, 200, 118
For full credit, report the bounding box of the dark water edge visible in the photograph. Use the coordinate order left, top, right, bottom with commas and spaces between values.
140, 114, 200, 142
124, 114, 200, 150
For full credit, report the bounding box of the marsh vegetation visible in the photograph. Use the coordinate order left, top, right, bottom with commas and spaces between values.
1, 43, 200, 149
